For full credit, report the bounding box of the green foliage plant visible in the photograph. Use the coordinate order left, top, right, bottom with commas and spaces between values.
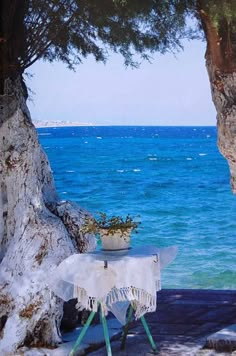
81, 213, 140, 238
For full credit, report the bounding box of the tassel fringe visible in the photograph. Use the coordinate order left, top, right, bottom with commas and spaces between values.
73, 285, 156, 319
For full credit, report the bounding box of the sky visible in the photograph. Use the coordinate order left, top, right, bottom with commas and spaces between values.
27, 39, 216, 126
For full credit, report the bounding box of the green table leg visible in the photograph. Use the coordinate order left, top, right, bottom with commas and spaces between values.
69, 310, 96, 356
120, 304, 134, 350
140, 315, 158, 354
100, 306, 112, 356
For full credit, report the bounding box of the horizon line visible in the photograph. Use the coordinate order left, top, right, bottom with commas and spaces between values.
36, 124, 216, 128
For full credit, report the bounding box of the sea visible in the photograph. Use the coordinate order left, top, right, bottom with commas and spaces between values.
38, 125, 236, 290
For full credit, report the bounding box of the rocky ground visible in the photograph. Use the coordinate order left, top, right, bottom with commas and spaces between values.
20, 289, 236, 355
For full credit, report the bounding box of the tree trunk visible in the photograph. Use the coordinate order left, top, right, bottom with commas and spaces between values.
206, 63, 236, 192
198, 3, 236, 192
0, 77, 96, 354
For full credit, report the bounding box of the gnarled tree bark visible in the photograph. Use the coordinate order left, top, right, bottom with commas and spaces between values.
198, 2, 236, 192
0, 77, 96, 354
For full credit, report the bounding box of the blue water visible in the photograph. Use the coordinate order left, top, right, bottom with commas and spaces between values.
38, 126, 236, 290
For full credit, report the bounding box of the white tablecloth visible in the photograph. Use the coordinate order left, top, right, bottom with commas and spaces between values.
48, 245, 177, 324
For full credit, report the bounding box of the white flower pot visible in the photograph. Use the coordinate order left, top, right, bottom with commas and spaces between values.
100, 229, 131, 250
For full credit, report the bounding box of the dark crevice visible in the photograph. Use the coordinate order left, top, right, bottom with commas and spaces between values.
0, 315, 7, 332
0, 181, 8, 263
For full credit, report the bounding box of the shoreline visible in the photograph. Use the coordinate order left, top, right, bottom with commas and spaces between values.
34, 121, 94, 128
34, 121, 216, 129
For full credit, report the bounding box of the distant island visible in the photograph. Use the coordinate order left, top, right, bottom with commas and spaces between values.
33, 120, 94, 128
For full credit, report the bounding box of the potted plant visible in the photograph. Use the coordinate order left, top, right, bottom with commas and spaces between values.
81, 213, 140, 250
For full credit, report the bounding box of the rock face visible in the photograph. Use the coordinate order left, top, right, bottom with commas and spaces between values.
0, 78, 96, 353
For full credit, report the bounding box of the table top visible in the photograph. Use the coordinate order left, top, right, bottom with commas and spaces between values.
87, 245, 159, 260
86, 245, 177, 265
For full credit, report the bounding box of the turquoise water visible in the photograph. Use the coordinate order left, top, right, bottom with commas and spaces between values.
38, 126, 236, 289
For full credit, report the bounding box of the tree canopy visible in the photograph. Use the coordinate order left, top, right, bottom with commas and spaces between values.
0, 0, 198, 83
1, 0, 236, 93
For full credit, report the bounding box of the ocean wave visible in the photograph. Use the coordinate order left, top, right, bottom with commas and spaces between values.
191, 270, 236, 289
199, 153, 207, 156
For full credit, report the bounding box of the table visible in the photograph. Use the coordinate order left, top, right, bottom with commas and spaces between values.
49, 245, 177, 355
